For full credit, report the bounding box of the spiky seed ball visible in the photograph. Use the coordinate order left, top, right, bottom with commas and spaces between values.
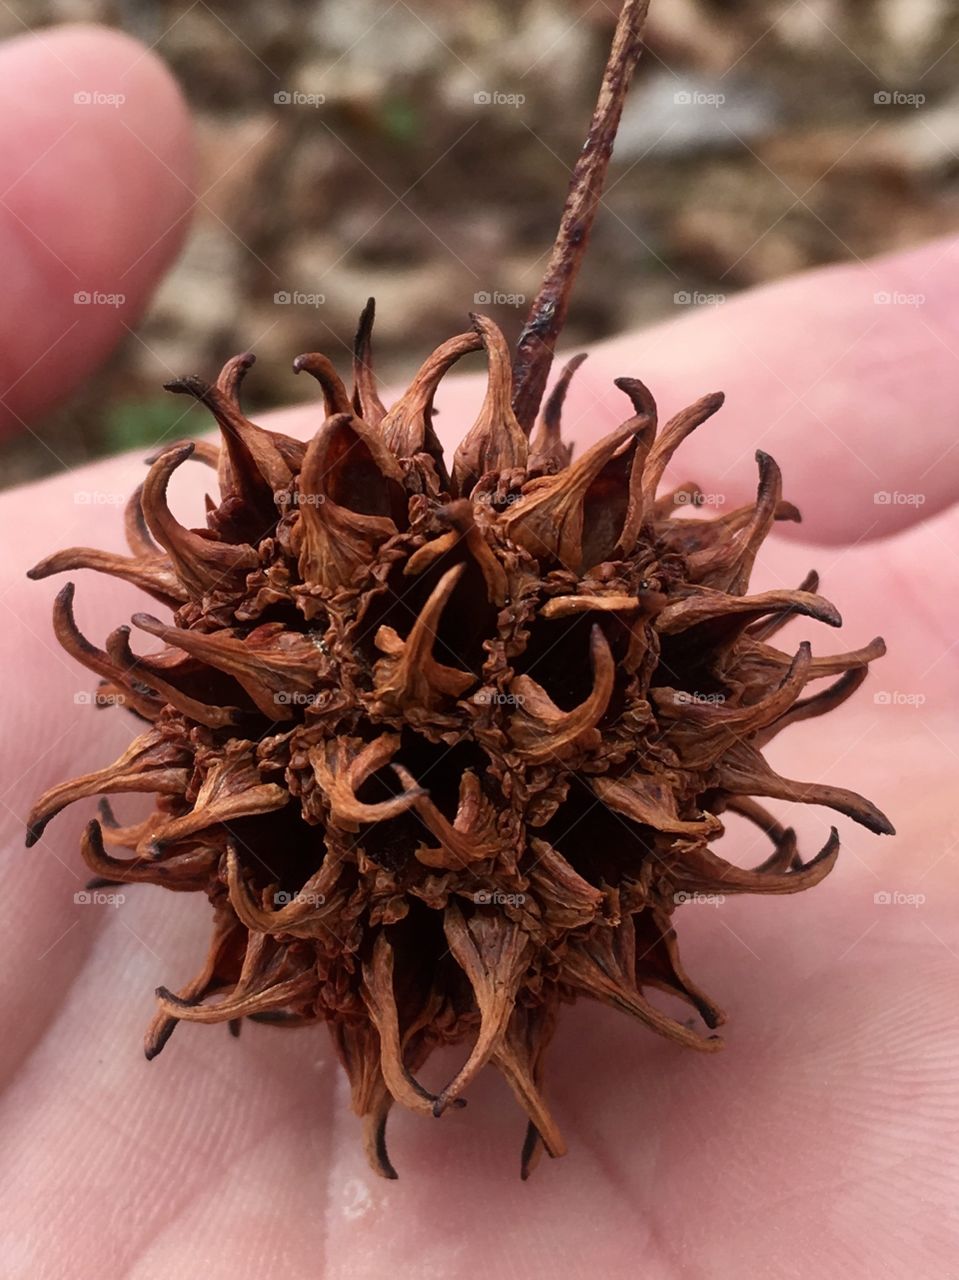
26, 302, 893, 1178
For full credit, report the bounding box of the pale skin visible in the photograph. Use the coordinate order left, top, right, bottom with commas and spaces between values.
0, 24, 957, 1280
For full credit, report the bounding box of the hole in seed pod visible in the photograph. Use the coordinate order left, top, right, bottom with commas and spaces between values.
322, 420, 407, 526
226, 802, 331, 898
247, 599, 316, 633
653, 633, 731, 702
537, 776, 653, 888
356, 546, 497, 676
581, 468, 632, 570
512, 613, 628, 716
355, 731, 494, 872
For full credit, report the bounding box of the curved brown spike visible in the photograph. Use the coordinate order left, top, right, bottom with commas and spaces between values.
292, 352, 354, 417
144, 904, 243, 1059
124, 483, 160, 557
747, 569, 820, 641
528, 352, 587, 474
539, 593, 639, 619
450, 314, 529, 496
293, 412, 401, 592
591, 771, 723, 838
632, 909, 726, 1029
380, 329, 483, 473
393, 766, 500, 870
686, 451, 785, 593
663, 494, 800, 562
737, 635, 885, 680
330, 1018, 383, 1115
433, 903, 533, 1116
26, 727, 189, 847
512, 0, 652, 430
310, 735, 425, 829
526, 839, 605, 930
671, 827, 840, 896
614, 412, 657, 557
164, 369, 304, 502
500, 414, 650, 571
144, 439, 219, 468
614, 375, 658, 427
225, 844, 344, 936
655, 587, 841, 636
652, 643, 813, 752
145, 768, 288, 857
640, 391, 725, 510
104, 626, 243, 729
141, 445, 258, 599
98, 797, 120, 829
27, 547, 188, 608
362, 933, 439, 1116
491, 999, 567, 1175
80, 819, 213, 892
352, 298, 387, 427
716, 740, 895, 836
753, 663, 872, 749
561, 925, 723, 1052
404, 500, 508, 607
216, 350, 256, 402
42, 583, 161, 719
722, 796, 800, 872
155, 968, 316, 1025
507, 625, 615, 763
94, 798, 154, 851
132, 614, 324, 721
363, 1088, 399, 1180
373, 564, 478, 712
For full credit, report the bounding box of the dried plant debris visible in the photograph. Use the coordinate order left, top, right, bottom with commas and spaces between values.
27, 0, 891, 1179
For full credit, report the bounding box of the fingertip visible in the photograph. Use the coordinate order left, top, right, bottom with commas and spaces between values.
0, 23, 196, 436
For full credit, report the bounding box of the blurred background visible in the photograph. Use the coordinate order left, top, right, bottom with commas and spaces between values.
3, 0, 959, 485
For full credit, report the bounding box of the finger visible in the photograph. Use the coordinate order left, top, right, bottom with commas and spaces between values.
0, 24, 195, 438
553, 235, 959, 544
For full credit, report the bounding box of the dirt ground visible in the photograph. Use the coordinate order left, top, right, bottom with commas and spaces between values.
4, 0, 959, 484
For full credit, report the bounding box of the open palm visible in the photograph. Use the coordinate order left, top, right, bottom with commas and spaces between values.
1, 24, 957, 1280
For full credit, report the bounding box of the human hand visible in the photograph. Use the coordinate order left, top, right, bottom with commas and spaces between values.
1, 24, 957, 1280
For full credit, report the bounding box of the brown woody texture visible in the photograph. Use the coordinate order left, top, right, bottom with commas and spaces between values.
26, 0, 892, 1179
